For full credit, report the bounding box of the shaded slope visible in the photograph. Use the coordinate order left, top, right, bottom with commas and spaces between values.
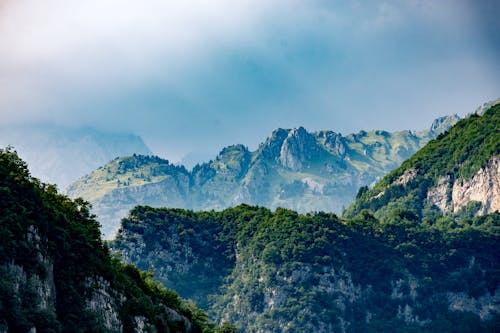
0, 148, 229, 333
112, 205, 499, 333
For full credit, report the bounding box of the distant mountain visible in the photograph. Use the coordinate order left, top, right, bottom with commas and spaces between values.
0, 148, 230, 333
0, 124, 152, 189
344, 103, 499, 221
67, 114, 460, 238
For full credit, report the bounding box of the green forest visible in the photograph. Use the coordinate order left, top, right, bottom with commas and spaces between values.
113, 204, 498, 332
0, 147, 234, 333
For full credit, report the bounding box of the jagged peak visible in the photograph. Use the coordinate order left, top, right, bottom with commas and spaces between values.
474, 98, 500, 115
429, 114, 461, 135
218, 144, 249, 156
314, 129, 342, 138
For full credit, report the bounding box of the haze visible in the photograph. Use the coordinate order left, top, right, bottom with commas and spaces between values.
1, 0, 499, 162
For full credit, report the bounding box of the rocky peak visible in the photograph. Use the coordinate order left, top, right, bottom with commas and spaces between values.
217, 144, 249, 160
317, 131, 347, 157
279, 127, 322, 171
474, 98, 500, 115
214, 144, 251, 177
258, 128, 290, 160
429, 114, 461, 136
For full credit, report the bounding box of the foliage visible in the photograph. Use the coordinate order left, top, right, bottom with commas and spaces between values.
0, 147, 226, 333
112, 203, 499, 333
344, 104, 500, 220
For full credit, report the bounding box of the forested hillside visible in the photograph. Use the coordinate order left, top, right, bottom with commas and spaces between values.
344, 102, 499, 221
0, 148, 232, 333
113, 205, 498, 332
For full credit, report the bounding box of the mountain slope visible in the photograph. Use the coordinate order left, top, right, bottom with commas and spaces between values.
344, 103, 499, 221
112, 205, 499, 333
0, 124, 152, 188
68, 114, 459, 238
109, 106, 500, 332
0, 148, 231, 333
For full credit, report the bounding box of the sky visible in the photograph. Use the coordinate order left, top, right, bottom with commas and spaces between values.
1, 0, 499, 163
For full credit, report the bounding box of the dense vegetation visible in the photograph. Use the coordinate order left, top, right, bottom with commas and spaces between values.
344, 104, 499, 221
0, 147, 232, 333
113, 204, 499, 332
68, 115, 459, 238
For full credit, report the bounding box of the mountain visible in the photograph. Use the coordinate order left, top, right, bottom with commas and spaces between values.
67, 114, 459, 238
0, 124, 152, 189
0, 148, 233, 333
109, 105, 500, 332
112, 206, 499, 333
344, 103, 499, 221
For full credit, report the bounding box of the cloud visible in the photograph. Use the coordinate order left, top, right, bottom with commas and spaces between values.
0, 0, 498, 161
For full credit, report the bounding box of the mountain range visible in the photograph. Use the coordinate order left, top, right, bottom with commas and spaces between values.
67, 114, 460, 238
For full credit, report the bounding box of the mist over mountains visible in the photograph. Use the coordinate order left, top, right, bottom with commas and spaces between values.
0, 124, 151, 188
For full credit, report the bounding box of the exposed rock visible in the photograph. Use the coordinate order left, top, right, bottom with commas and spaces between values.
474, 98, 500, 115
86, 276, 125, 332
447, 288, 500, 320
452, 156, 500, 215
427, 176, 451, 212
429, 114, 461, 136
391, 274, 419, 301
279, 127, 320, 171
395, 168, 417, 186
301, 177, 324, 193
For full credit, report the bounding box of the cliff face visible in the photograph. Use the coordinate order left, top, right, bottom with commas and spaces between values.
425, 156, 500, 216
452, 156, 500, 215
0, 148, 218, 333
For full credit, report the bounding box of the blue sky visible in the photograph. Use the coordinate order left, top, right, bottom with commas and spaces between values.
0, 0, 499, 162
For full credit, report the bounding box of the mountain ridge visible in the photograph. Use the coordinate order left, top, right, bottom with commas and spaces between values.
344, 104, 499, 221
67, 114, 460, 237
